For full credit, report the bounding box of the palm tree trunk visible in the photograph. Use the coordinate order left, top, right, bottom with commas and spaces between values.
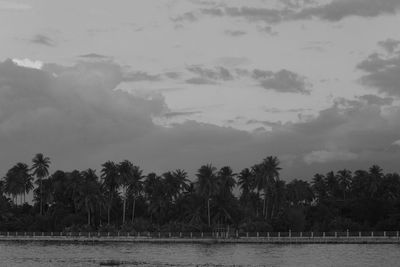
122, 198, 126, 224
40, 178, 43, 215
131, 198, 136, 223
207, 198, 211, 227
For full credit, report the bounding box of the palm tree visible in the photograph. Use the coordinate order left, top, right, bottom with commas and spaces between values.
31, 153, 51, 215
118, 160, 135, 224
101, 161, 119, 225
195, 164, 218, 227
79, 169, 100, 226
254, 156, 281, 221
337, 169, 352, 200
3, 163, 31, 205
172, 169, 190, 199
217, 166, 236, 197
238, 168, 254, 202
127, 165, 144, 223
311, 173, 327, 202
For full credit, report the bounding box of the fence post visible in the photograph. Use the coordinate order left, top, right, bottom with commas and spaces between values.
311, 232, 313, 238
42, 232, 44, 236
300, 232, 302, 238
169, 232, 171, 238
289, 230, 291, 238
190, 232, 193, 238
384, 231, 386, 237
371, 231, 374, 237
323, 232, 325, 238
267, 232, 270, 239
246, 232, 249, 238
347, 229, 349, 238
335, 232, 337, 238
236, 230, 238, 238
257, 232, 259, 238
278, 232, 280, 238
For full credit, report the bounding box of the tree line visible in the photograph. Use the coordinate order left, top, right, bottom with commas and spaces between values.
1, 153, 399, 232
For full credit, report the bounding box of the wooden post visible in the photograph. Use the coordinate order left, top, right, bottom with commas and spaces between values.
311, 232, 313, 238
346, 229, 349, 238
359, 231, 361, 237
384, 231, 386, 237
190, 232, 193, 238
300, 232, 302, 237
289, 230, 292, 238
169, 232, 171, 238
257, 232, 259, 238
323, 232, 325, 238
371, 231, 374, 237
335, 232, 337, 238
236, 230, 238, 238
246, 232, 249, 238
267, 232, 270, 239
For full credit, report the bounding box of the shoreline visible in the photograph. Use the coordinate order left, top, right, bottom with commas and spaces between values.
1, 236, 399, 244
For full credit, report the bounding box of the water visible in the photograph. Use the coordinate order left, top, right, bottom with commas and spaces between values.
0, 241, 399, 266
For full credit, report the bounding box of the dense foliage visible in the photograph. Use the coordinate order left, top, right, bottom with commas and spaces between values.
1, 154, 399, 232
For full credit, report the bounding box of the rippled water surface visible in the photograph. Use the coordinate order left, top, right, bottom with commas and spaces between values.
1, 241, 399, 266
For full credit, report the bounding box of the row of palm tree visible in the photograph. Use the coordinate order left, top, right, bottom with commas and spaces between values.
1, 154, 399, 232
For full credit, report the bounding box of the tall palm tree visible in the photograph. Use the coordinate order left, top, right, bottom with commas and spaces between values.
238, 168, 254, 202
195, 164, 218, 227
3, 163, 32, 205
31, 153, 51, 215
101, 161, 119, 225
217, 166, 236, 197
118, 160, 135, 224
79, 169, 100, 226
172, 169, 190, 199
311, 173, 327, 202
127, 165, 144, 223
337, 169, 352, 200
254, 156, 281, 221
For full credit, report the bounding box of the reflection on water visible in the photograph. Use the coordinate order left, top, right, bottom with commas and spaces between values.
0, 241, 399, 267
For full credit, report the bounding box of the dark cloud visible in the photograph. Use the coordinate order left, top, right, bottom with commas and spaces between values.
358, 94, 393, 106
123, 71, 161, 82
186, 65, 233, 83
1, 60, 399, 181
79, 53, 109, 59
357, 50, 400, 96
30, 34, 55, 47
164, 72, 181, 79
253, 69, 311, 94
186, 77, 216, 85
162, 111, 202, 118
224, 30, 247, 36
176, 0, 400, 27
292, 0, 400, 21
378, 38, 400, 54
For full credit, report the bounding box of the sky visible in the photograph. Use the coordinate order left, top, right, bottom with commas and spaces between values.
1, 0, 400, 180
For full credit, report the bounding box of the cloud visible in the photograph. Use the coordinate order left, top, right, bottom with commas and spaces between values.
176, 0, 400, 27
1, 59, 400, 181
79, 53, 109, 59
123, 71, 161, 82
358, 49, 400, 96
30, 34, 55, 47
378, 39, 400, 54
186, 65, 233, 83
12, 58, 43, 69
0, 1, 31, 11
162, 111, 202, 119
186, 77, 216, 85
393, 140, 400, 147
358, 94, 393, 106
292, 0, 400, 21
253, 69, 310, 94
304, 150, 359, 164
224, 30, 247, 36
